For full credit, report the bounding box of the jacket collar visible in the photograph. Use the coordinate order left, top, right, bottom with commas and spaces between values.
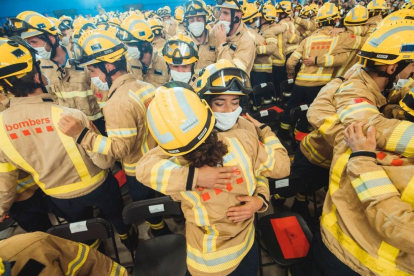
227, 22, 245, 41
10, 94, 54, 106
108, 73, 137, 98
356, 67, 387, 108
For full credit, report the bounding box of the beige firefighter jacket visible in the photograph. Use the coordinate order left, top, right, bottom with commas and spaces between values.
126, 50, 170, 88
78, 73, 157, 176
136, 128, 289, 276
152, 37, 167, 53
0, 94, 114, 217
294, 17, 316, 41
247, 27, 272, 74
0, 232, 127, 276
40, 48, 102, 121
280, 18, 300, 54
188, 30, 218, 74
257, 22, 289, 67
216, 22, 256, 75
286, 27, 363, 87
0, 94, 10, 112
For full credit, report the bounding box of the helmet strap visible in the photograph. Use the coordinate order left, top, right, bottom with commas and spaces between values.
96, 62, 116, 88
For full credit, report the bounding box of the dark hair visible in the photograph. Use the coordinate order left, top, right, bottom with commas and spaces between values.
0, 69, 38, 97
183, 130, 228, 168
92, 56, 127, 73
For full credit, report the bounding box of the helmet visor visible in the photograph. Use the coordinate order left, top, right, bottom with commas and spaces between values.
207, 68, 252, 94
162, 40, 197, 63
116, 27, 137, 42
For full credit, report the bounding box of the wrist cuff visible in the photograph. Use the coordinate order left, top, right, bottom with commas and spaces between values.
259, 124, 268, 130
76, 128, 89, 144
186, 166, 196, 191
349, 151, 377, 159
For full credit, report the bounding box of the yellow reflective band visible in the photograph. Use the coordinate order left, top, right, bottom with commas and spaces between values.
263, 135, 283, 150
187, 224, 254, 274
0, 163, 17, 172
253, 64, 272, 71
257, 45, 265, 54
0, 110, 106, 196
150, 159, 180, 193
16, 175, 36, 194
140, 125, 150, 156
87, 112, 103, 121
55, 90, 94, 99
378, 241, 400, 267
272, 59, 285, 65
351, 170, 398, 201
256, 175, 269, 189
338, 102, 379, 122
123, 162, 137, 174
401, 174, 414, 208
330, 149, 352, 195
92, 135, 111, 155
65, 243, 90, 276
292, 51, 302, 59
90, 239, 101, 249
110, 263, 126, 276
288, 33, 296, 44
287, 45, 297, 52
277, 33, 285, 64
325, 54, 334, 67
107, 128, 138, 138
302, 134, 331, 168
321, 205, 409, 276
98, 102, 106, 108
233, 59, 247, 71
296, 72, 332, 82
265, 38, 278, 44
203, 225, 219, 253
255, 136, 278, 180
385, 121, 414, 158
280, 122, 290, 130
319, 114, 339, 140
146, 220, 165, 230
181, 191, 210, 227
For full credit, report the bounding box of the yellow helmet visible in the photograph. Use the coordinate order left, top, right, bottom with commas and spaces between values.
108, 17, 121, 27
162, 33, 198, 65
243, 3, 260, 24
0, 37, 37, 82
358, 20, 414, 67
59, 15, 73, 28
175, 6, 185, 23
367, 0, 389, 14
73, 16, 90, 30
195, 59, 253, 98
73, 28, 126, 66
309, 3, 319, 15
117, 17, 154, 43
376, 9, 414, 29
344, 5, 369, 26
184, 0, 209, 17
148, 18, 164, 36
276, 1, 292, 14
72, 23, 97, 39
145, 11, 156, 19
299, 6, 312, 18
9, 11, 60, 39
261, 3, 277, 22
400, 88, 414, 118
47, 17, 71, 33
216, 0, 242, 11
402, 0, 414, 9
315, 3, 340, 24
294, 3, 303, 12
147, 86, 215, 156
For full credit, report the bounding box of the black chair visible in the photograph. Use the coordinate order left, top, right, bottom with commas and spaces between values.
280, 80, 295, 107
0, 217, 16, 240
47, 218, 120, 264
122, 196, 187, 276
249, 82, 278, 110
289, 106, 308, 152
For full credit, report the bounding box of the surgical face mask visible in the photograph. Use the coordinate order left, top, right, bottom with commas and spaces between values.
34, 42, 51, 59
61, 36, 70, 47
214, 106, 242, 131
127, 46, 141, 59
218, 20, 231, 34
295, 11, 299, 17
170, 70, 192, 83
188, 22, 205, 37
335, 21, 340, 27
394, 77, 410, 90
276, 17, 280, 23
255, 18, 260, 28
91, 74, 109, 91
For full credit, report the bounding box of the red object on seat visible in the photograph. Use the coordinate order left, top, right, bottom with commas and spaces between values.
114, 170, 127, 187
266, 106, 284, 113
270, 216, 310, 259
295, 131, 308, 142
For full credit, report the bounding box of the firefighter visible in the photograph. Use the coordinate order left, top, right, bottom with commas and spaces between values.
294, 5, 317, 41
158, 7, 178, 38
214, 0, 256, 75
9, 11, 105, 135
162, 33, 199, 84
366, 0, 390, 34
183, 0, 218, 74
136, 83, 288, 275
148, 17, 166, 52
174, 6, 187, 34
118, 15, 169, 87
0, 36, 134, 249
58, 28, 170, 237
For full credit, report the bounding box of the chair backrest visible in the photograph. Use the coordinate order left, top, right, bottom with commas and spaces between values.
289, 106, 307, 129
46, 218, 114, 242
123, 196, 182, 225
280, 80, 294, 97
252, 82, 276, 98
267, 175, 306, 197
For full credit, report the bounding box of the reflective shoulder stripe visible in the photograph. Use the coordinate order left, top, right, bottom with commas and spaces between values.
181, 191, 210, 227
351, 170, 398, 201
150, 159, 180, 194
337, 102, 379, 122
329, 149, 352, 195
107, 128, 137, 138
233, 59, 247, 71
65, 243, 90, 276
110, 262, 126, 276
0, 163, 17, 172
16, 175, 36, 194
401, 174, 414, 208
385, 121, 414, 158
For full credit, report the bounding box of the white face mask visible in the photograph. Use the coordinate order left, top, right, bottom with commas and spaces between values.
394, 78, 410, 90
91, 74, 109, 91
218, 20, 231, 34
295, 11, 299, 17
61, 36, 70, 47
214, 106, 242, 131
276, 17, 280, 23
34, 42, 51, 59
188, 22, 205, 37
42, 73, 51, 91
165, 19, 172, 25
127, 46, 141, 59
335, 21, 340, 27
170, 70, 192, 83
255, 18, 260, 28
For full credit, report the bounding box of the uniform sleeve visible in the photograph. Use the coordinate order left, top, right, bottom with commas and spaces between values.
337, 31, 364, 52
256, 25, 287, 55
136, 147, 198, 195
79, 100, 140, 160
315, 51, 350, 68
0, 154, 18, 217
217, 33, 256, 73
345, 25, 370, 37
0, 94, 10, 112
347, 155, 414, 254
286, 38, 305, 75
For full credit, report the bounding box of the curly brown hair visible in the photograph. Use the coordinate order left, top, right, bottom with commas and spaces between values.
183, 130, 228, 168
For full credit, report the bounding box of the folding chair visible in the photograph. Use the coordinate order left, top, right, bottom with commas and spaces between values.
289, 106, 308, 152
256, 176, 313, 276
280, 80, 295, 107
122, 196, 186, 276
249, 82, 278, 110
46, 218, 120, 264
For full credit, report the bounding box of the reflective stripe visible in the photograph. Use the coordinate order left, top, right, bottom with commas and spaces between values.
369, 26, 414, 49
150, 160, 180, 193
203, 225, 219, 253
110, 263, 125, 276
252, 64, 272, 71
16, 175, 36, 194
277, 33, 285, 64
147, 109, 174, 144
107, 128, 137, 138
321, 205, 408, 275
385, 121, 414, 157
65, 243, 90, 276
55, 90, 94, 99
281, 122, 290, 130
292, 51, 302, 59
296, 73, 332, 81
92, 136, 111, 155
146, 220, 165, 230
257, 45, 266, 54
287, 45, 297, 52
319, 114, 339, 140
98, 102, 106, 108
302, 134, 331, 168
181, 191, 210, 226
401, 174, 414, 208
233, 59, 247, 71
378, 241, 400, 266
351, 170, 398, 201
123, 162, 137, 174
87, 112, 103, 121
0, 163, 17, 172
338, 102, 379, 122
90, 239, 101, 249
174, 88, 199, 133
265, 38, 278, 44
263, 136, 283, 149
330, 149, 352, 195
187, 224, 254, 273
